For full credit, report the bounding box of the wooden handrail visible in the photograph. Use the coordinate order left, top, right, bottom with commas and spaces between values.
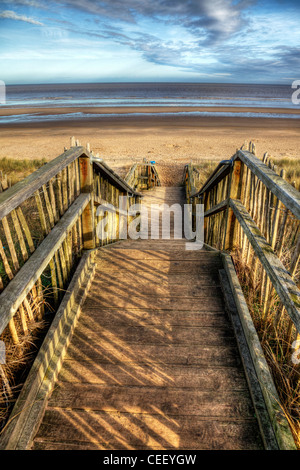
125, 160, 161, 191
0, 147, 86, 220
184, 148, 300, 334
191, 160, 233, 198
230, 198, 300, 334
192, 151, 300, 220
184, 147, 300, 448
0, 144, 161, 347
0, 193, 90, 335
94, 160, 141, 196
237, 150, 300, 219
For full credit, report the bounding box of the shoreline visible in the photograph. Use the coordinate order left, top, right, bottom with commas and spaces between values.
1, 105, 300, 117
0, 112, 300, 131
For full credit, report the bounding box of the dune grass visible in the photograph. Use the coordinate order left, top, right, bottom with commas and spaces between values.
272, 158, 300, 187
0, 157, 47, 185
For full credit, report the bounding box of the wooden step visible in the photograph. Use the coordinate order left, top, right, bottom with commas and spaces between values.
33, 409, 263, 450
30, 185, 263, 450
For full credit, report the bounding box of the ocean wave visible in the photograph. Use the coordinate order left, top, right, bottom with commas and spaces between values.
0, 109, 299, 124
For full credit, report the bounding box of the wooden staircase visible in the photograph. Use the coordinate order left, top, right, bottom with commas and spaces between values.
31, 187, 263, 450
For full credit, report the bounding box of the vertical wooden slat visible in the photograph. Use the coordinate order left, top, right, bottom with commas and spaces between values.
62, 239, 71, 275
56, 173, 64, 217
74, 159, 80, 197
48, 178, 59, 223
8, 318, 19, 345
62, 167, 68, 213
10, 209, 29, 262
49, 258, 59, 305
0, 237, 14, 280
42, 184, 55, 229
23, 297, 34, 321
19, 303, 28, 335
224, 159, 244, 251
34, 189, 49, 236
79, 155, 95, 250
2, 216, 19, 272
54, 250, 64, 291
36, 277, 44, 320
16, 207, 35, 254
59, 246, 68, 283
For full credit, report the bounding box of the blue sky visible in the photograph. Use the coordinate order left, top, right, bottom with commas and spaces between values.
0, 0, 300, 84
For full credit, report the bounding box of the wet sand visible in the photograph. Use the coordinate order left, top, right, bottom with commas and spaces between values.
1, 105, 300, 116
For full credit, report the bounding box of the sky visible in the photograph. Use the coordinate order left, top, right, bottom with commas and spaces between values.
0, 0, 300, 84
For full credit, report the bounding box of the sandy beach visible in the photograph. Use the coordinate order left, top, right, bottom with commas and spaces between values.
0, 107, 299, 185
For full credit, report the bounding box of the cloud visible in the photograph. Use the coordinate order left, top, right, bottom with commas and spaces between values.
55, 0, 254, 43
4, 0, 43, 6
0, 9, 44, 25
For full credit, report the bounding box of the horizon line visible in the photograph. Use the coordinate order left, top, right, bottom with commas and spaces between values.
5, 80, 292, 87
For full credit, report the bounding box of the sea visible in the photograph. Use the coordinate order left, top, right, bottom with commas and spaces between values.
1, 82, 299, 124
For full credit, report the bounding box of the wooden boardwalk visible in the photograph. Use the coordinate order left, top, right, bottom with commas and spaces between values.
31, 186, 264, 450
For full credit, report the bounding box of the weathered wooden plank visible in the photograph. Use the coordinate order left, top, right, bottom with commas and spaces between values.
93, 160, 141, 196
23, 297, 34, 321
33, 409, 262, 450
79, 155, 95, 250
48, 178, 58, 223
72, 322, 234, 346
58, 362, 247, 389
0, 250, 96, 450
66, 340, 241, 367
61, 168, 68, 213
74, 309, 230, 330
16, 207, 35, 254
48, 383, 255, 418
19, 302, 28, 335
222, 253, 297, 450
97, 248, 220, 260
219, 268, 278, 450
82, 295, 224, 311
96, 259, 222, 274
192, 162, 231, 198
0, 147, 86, 220
42, 184, 55, 229
93, 271, 221, 286
34, 189, 49, 236
0, 193, 90, 335
8, 317, 19, 344
237, 150, 300, 219
0, 236, 14, 280
204, 199, 228, 218
55, 173, 64, 217
229, 198, 300, 334
88, 279, 220, 297
2, 216, 19, 272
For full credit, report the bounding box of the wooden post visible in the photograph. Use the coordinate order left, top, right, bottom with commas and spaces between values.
223, 159, 244, 251
79, 156, 95, 250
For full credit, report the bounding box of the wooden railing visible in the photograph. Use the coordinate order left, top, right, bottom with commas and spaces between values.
184, 144, 300, 447
184, 147, 300, 337
0, 141, 160, 404
125, 158, 161, 191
